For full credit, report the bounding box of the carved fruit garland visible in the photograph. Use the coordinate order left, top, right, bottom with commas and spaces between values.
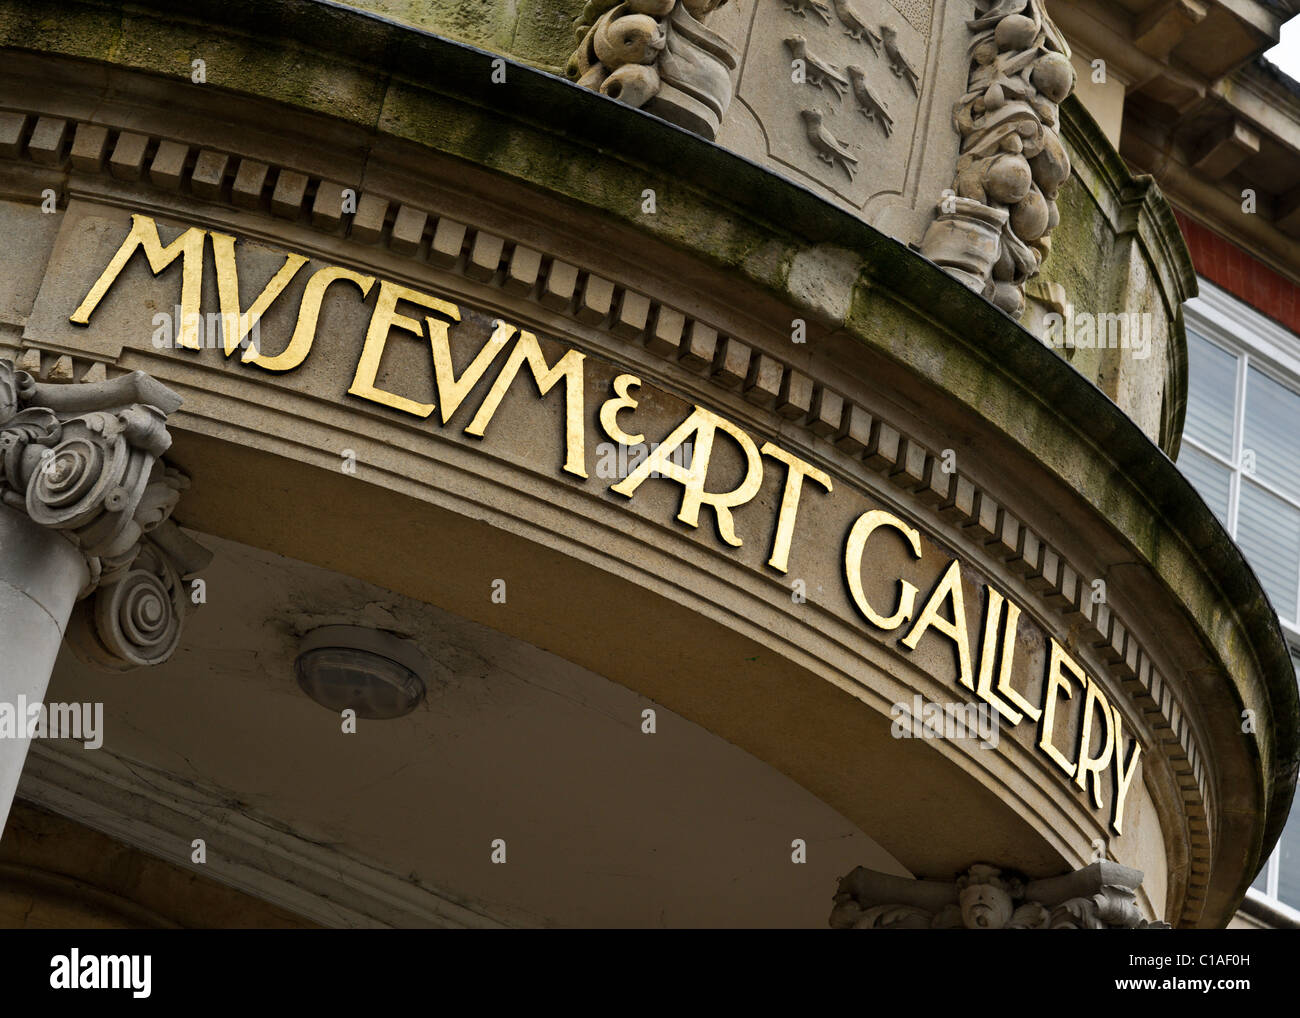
920, 0, 1075, 319
566, 0, 736, 139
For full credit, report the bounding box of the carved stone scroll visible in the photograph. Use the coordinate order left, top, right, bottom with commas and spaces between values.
0, 355, 210, 670
830, 862, 1171, 929
566, 0, 740, 139
919, 0, 1075, 318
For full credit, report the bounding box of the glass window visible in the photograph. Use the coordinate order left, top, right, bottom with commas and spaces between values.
1236, 481, 1300, 622
1177, 444, 1231, 526
1245, 365, 1300, 504
1279, 793, 1300, 910
1178, 330, 1300, 630
1180, 296, 1300, 917
1185, 329, 1237, 457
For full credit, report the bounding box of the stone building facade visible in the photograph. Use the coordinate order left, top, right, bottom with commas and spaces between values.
0, 0, 1294, 928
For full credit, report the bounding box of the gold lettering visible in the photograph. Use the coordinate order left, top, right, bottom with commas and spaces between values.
210, 232, 309, 357
349, 280, 458, 416
599, 374, 646, 446
975, 589, 1011, 721
974, 590, 1040, 725
252, 265, 375, 372
70, 213, 206, 348
465, 330, 588, 478
901, 559, 974, 690
1038, 639, 1084, 777
760, 444, 832, 574
1111, 707, 1142, 836
844, 510, 921, 630
431, 318, 515, 423
610, 406, 762, 546
1074, 676, 1117, 809
993, 599, 1041, 723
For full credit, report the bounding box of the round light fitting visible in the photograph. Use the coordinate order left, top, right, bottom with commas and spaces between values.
294, 625, 429, 720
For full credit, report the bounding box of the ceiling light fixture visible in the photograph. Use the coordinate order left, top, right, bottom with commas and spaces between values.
294, 625, 429, 720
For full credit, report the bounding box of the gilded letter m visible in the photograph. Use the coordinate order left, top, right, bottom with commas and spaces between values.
70, 213, 206, 349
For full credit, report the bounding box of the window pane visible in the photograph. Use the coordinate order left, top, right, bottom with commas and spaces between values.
1245, 365, 1300, 505
1236, 479, 1300, 624
1282, 654, 1300, 908
1185, 330, 1238, 457
1277, 793, 1300, 910
1177, 444, 1232, 527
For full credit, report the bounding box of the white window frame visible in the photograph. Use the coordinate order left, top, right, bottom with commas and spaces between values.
1184, 278, 1300, 914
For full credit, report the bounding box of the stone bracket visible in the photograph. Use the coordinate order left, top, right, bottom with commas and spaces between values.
831, 861, 1172, 929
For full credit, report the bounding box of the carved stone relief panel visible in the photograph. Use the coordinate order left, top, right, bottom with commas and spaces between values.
711, 0, 967, 243
565, 0, 1073, 281
723, 0, 925, 204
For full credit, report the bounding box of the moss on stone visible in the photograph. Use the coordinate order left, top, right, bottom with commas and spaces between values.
341, 0, 585, 72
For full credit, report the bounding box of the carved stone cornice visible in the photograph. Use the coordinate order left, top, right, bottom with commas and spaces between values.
920, 0, 1076, 318
831, 862, 1171, 929
0, 354, 209, 669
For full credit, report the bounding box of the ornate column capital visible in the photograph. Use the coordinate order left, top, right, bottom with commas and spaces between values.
830, 861, 1172, 929
0, 355, 210, 670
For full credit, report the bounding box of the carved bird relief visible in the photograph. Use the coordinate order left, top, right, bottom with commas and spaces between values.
881, 25, 919, 94
781, 0, 833, 26
847, 66, 893, 137
829, 0, 882, 53
799, 108, 858, 180
785, 35, 850, 101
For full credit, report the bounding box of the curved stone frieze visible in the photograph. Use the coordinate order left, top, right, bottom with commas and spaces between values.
0, 354, 209, 669
24, 192, 1207, 920
919, 0, 1075, 318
